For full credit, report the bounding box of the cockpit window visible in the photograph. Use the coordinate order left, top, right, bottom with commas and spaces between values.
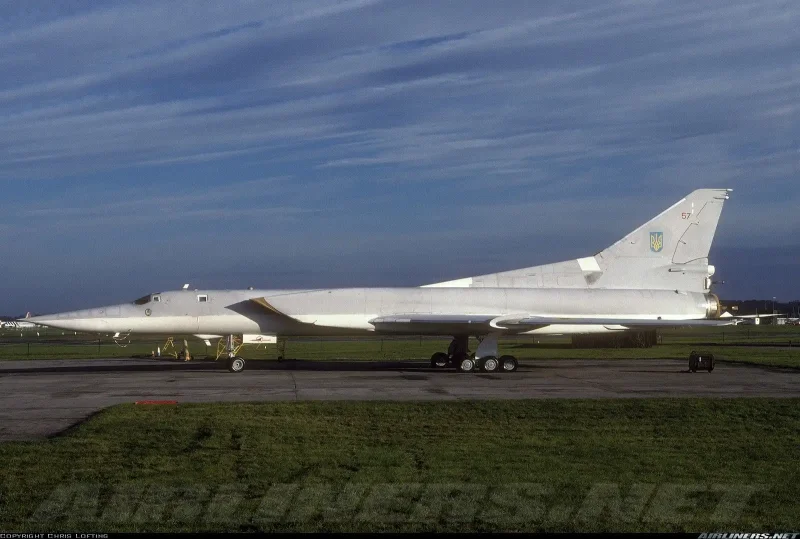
133, 293, 162, 305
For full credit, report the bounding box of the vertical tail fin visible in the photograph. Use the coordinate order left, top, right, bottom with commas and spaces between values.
590, 188, 731, 291
597, 189, 730, 266
422, 188, 731, 293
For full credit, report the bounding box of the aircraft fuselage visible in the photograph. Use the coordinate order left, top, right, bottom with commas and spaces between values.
29, 287, 719, 337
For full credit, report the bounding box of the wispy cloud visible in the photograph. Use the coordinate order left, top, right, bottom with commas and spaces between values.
0, 0, 798, 311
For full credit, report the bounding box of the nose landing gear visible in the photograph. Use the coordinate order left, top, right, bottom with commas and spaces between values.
228, 356, 246, 373
219, 335, 247, 373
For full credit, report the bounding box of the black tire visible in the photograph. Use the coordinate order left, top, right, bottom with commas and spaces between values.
688, 356, 698, 372
431, 352, 449, 368
481, 356, 499, 373
458, 357, 476, 373
228, 356, 246, 373
707, 356, 714, 372
500, 355, 518, 372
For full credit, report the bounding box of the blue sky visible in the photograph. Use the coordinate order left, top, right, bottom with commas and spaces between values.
1, 1, 798, 313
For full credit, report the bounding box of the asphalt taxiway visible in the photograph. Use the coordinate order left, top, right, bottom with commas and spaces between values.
0, 357, 798, 441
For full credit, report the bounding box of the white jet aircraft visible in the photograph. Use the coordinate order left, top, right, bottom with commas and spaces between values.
28, 188, 736, 373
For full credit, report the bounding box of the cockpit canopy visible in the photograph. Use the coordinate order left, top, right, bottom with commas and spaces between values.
133, 293, 162, 305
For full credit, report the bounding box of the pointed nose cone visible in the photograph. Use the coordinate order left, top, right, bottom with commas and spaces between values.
22, 314, 68, 329
23, 308, 120, 333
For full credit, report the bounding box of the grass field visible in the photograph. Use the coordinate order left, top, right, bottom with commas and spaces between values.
2, 326, 799, 368
0, 399, 797, 532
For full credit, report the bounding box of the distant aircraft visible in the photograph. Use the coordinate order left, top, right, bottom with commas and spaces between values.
3, 313, 39, 330
728, 313, 784, 325
29, 188, 737, 373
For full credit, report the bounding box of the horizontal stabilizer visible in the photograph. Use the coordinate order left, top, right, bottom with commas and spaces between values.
726, 313, 782, 319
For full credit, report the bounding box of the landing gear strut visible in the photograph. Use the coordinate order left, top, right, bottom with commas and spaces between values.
474, 334, 500, 373
429, 335, 518, 373
225, 335, 246, 373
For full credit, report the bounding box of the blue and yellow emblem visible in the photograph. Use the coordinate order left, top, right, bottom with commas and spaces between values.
650, 231, 664, 253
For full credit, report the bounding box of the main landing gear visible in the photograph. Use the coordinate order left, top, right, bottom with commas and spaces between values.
430, 335, 518, 373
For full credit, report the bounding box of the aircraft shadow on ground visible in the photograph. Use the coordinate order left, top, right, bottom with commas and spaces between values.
507, 342, 798, 349
0, 358, 489, 375
0, 357, 709, 376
